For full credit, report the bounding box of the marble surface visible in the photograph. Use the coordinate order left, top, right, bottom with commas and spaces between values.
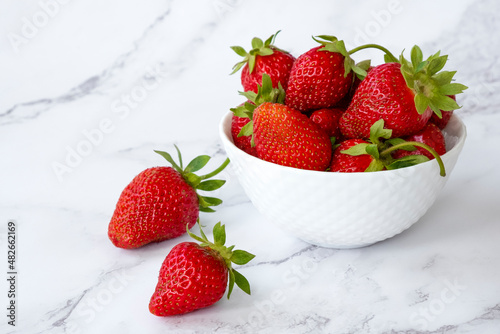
1, 0, 500, 333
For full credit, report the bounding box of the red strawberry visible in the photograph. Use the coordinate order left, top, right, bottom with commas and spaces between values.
340, 62, 433, 139
231, 112, 258, 157
392, 123, 446, 160
330, 138, 375, 173
253, 102, 332, 171
309, 108, 344, 138
229, 74, 285, 155
429, 95, 456, 129
231, 31, 295, 93
285, 36, 356, 112
149, 222, 254, 316
340, 46, 467, 139
285, 35, 366, 112
108, 148, 230, 249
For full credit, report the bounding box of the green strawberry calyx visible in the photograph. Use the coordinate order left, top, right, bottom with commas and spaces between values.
348, 43, 468, 117
398, 45, 468, 117
341, 119, 446, 177
230, 30, 288, 75
230, 73, 285, 146
313, 35, 373, 80
154, 146, 230, 212
187, 221, 255, 299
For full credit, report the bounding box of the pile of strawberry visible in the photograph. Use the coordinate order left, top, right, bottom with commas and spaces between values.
104, 31, 468, 319
230, 31, 467, 175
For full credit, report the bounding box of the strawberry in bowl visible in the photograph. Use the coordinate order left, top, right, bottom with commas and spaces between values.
222, 37, 468, 248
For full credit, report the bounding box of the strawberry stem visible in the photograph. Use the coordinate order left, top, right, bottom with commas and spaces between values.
348, 44, 398, 63
381, 141, 446, 177
199, 158, 230, 180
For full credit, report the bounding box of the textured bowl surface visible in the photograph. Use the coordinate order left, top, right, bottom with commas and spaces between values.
219, 112, 467, 248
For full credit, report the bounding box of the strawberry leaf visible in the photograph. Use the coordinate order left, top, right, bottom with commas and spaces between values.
369, 119, 392, 143
365, 144, 380, 159
198, 221, 209, 241
239, 90, 257, 103
197, 196, 220, 212
433, 70, 456, 86
351, 59, 371, 80
258, 48, 274, 56
384, 53, 399, 63
434, 95, 460, 112
439, 83, 468, 96
260, 72, 273, 93
174, 145, 184, 169
213, 222, 226, 247
341, 143, 370, 156
411, 45, 423, 68
227, 270, 235, 299
238, 120, 254, 137
414, 60, 428, 73
186, 220, 211, 243
185, 155, 211, 173
231, 250, 255, 265
230, 46, 247, 57
230, 104, 249, 118
248, 56, 256, 74
427, 55, 448, 76
386, 155, 430, 170
154, 150, 182, 172
414, 93, 430, 115
264, 32, 275, 46
199, 206, 216, 213
314, 35, 338, 43
364, 159, 385, 172
251, 37, 263, 49
233, 269, 251, 295
197, 179, 226, 191
200, 196, 223, 207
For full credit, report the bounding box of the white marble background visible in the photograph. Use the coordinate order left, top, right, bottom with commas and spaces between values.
1, 0, 500, 333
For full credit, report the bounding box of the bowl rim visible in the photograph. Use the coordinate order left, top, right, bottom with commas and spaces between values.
219, 111, 467, 176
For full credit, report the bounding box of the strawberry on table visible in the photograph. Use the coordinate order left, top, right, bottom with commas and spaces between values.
108, 147, 230, 249
149, 222, 255, 316
340, 46, 467, 139
230, 30, 295, 93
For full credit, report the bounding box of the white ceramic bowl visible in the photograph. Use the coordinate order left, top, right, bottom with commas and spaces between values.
219, 112, 467, 248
